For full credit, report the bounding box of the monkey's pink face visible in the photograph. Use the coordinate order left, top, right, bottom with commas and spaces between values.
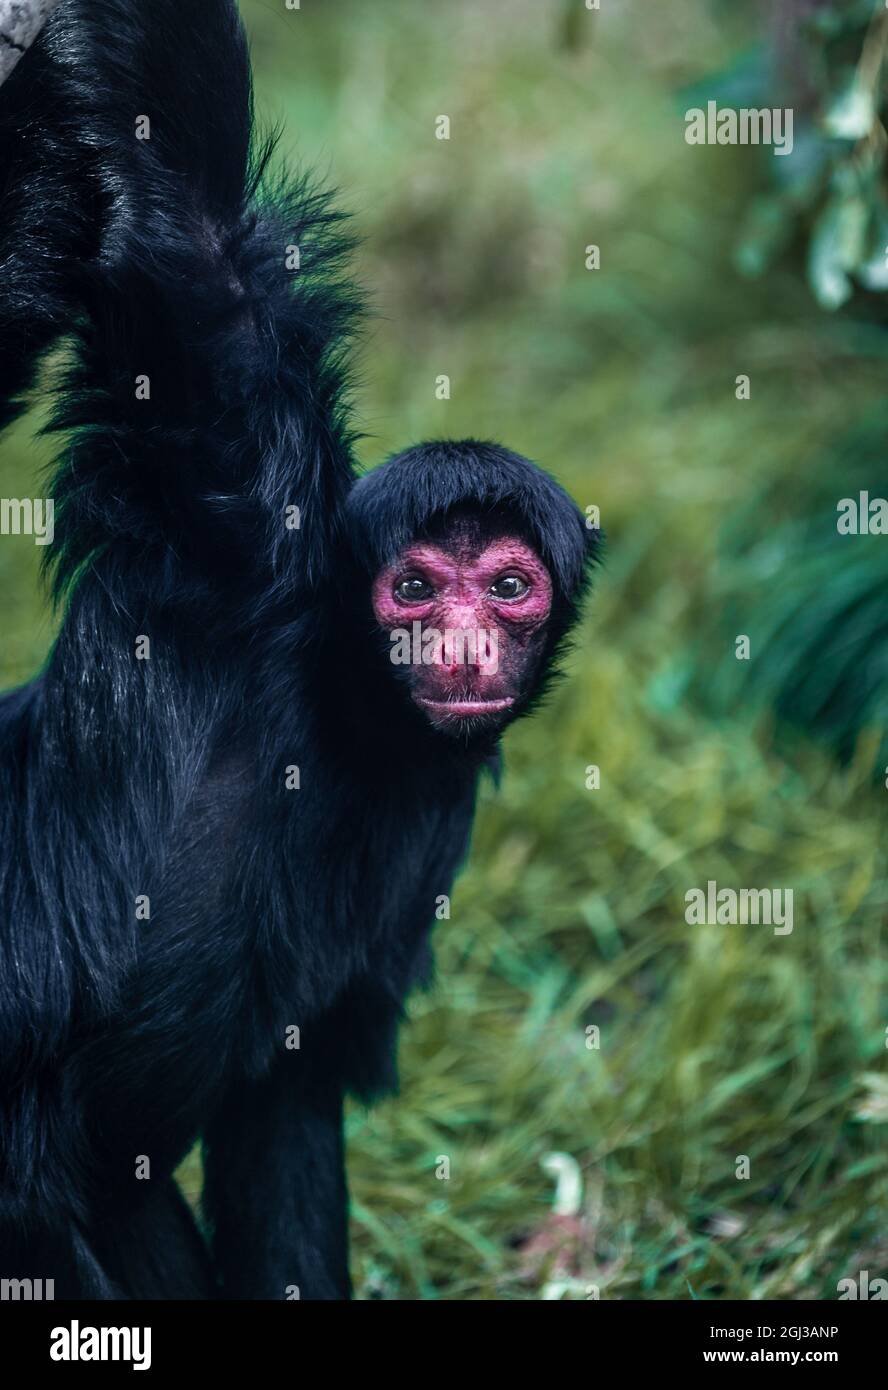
372, 535, 553, 733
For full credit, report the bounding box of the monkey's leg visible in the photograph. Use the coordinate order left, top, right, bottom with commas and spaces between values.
90, 1178, 216, 1301
202, 1057, 351, 1301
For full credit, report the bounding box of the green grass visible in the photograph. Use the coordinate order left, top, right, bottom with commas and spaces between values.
3, 0, 887, 1299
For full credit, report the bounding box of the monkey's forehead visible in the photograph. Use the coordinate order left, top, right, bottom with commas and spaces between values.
385, 534, 550, 577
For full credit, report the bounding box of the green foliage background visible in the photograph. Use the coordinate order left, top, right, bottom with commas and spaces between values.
1, 0, 886, 1299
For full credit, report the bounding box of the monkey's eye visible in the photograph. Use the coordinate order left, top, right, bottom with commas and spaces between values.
489, 575, 529, 600
395, 576, 434, 603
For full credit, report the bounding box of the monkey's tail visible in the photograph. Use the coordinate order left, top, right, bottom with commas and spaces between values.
0, 0, 363, 604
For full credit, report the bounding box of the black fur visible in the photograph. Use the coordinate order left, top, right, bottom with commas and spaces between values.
0, 0, 596, 1298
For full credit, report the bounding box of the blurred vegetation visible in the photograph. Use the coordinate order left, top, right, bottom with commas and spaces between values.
692, 0, 888, 773
726, 0, 888, 309
2, 0, 887, 1299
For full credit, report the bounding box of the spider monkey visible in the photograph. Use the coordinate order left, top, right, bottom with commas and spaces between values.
0, 0, 598, 1298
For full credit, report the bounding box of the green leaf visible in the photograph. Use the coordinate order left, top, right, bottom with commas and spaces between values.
807, 191, 868, 308
823, 77, 876, 141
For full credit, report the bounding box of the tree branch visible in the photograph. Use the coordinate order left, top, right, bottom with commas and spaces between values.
0, 0, 63, 86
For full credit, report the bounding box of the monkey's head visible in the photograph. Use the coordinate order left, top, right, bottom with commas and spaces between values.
347, 442, 599, 743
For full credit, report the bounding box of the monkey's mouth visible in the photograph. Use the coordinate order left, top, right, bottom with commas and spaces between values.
417, 696, 515, 719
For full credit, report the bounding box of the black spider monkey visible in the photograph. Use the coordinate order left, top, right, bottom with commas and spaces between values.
0, 0, 598, 1298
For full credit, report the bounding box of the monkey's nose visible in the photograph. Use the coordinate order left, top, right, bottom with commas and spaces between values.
439, 626, 495, 672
